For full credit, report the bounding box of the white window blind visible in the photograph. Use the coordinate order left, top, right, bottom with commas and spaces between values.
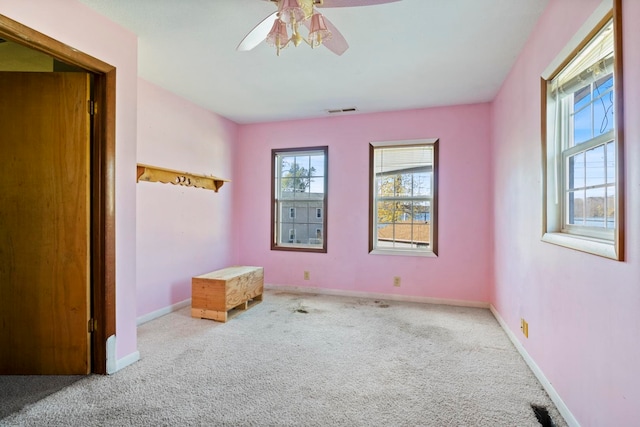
552, 20, 614, 98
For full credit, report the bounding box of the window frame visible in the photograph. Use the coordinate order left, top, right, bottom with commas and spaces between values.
271, 146, 328, 253
369, 139, 438, 257
541, 0, 624, 260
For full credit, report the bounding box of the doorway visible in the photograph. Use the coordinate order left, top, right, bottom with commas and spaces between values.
0, 14, 116, 374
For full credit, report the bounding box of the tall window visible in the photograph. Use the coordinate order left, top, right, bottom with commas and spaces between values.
370, 139, 438, 256
542, 4, 624, 260
272, 147, 327, 252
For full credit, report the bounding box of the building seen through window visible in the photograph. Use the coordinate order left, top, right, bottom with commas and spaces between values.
272, 147, 327, 252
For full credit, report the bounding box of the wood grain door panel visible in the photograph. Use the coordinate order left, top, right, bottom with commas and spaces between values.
0, 72, 91, 374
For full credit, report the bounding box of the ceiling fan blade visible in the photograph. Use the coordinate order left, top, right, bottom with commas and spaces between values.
318, 0, 402, 8
237, 11, 278, 51
320, 16, 349, 56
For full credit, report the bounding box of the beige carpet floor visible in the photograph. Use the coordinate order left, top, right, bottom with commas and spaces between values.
1, 289, 565, 426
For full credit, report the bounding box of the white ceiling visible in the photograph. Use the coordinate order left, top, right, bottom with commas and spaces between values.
76, 0, 549, 124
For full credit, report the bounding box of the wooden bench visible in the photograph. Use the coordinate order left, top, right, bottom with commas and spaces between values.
191, 266, 263, 322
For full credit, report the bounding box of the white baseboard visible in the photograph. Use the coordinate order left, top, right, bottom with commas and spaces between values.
105, 299, 191, 374
265, 284, 489, 309
106, 335, 117, 374
115, 351, 140, 373
105, 334, 140, 374
489, 305, 580, 427
136, 298, 192, 326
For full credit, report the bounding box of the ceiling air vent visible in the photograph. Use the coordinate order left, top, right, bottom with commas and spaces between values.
327, 107, 358, 115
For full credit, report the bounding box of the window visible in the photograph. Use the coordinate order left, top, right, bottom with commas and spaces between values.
369, 139, 438, 256
272, 147, 327, 252
542, 3, 624, 260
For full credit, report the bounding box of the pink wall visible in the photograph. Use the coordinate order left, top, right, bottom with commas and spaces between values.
491, 0, 640, 424
235, 105, 493, 303
136, 78, 237, 318
0, 0, 139, 361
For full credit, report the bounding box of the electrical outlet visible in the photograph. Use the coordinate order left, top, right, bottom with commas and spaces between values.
393, 276, 401, 287
521, 318, 529, 338
304, 271, 310, 280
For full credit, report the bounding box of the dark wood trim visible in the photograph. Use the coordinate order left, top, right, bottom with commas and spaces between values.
0, 15, 112, 73
368, 144, 375, 252
270, 149, 277, 251
540, 77, 548, 237
0, 14, 116, 373
430, 139, 439, 256
613, 0, 624, 261
91, 68, 117, 373
323, 147, 328, 253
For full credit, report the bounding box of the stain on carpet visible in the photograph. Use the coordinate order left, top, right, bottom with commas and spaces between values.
531, 404, 555, 427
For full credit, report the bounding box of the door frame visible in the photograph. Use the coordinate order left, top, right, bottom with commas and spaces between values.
0, 14, 116, 374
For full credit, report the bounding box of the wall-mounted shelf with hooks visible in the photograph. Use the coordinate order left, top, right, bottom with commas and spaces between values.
136, 164, 229, 192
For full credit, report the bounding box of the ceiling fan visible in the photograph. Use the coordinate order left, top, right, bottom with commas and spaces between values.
237, 0, 402, 56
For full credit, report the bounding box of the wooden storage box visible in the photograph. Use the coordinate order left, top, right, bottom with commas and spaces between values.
191, 266, 263, 322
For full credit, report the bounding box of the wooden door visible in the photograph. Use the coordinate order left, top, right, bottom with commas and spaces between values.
0, 72, 91, 374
